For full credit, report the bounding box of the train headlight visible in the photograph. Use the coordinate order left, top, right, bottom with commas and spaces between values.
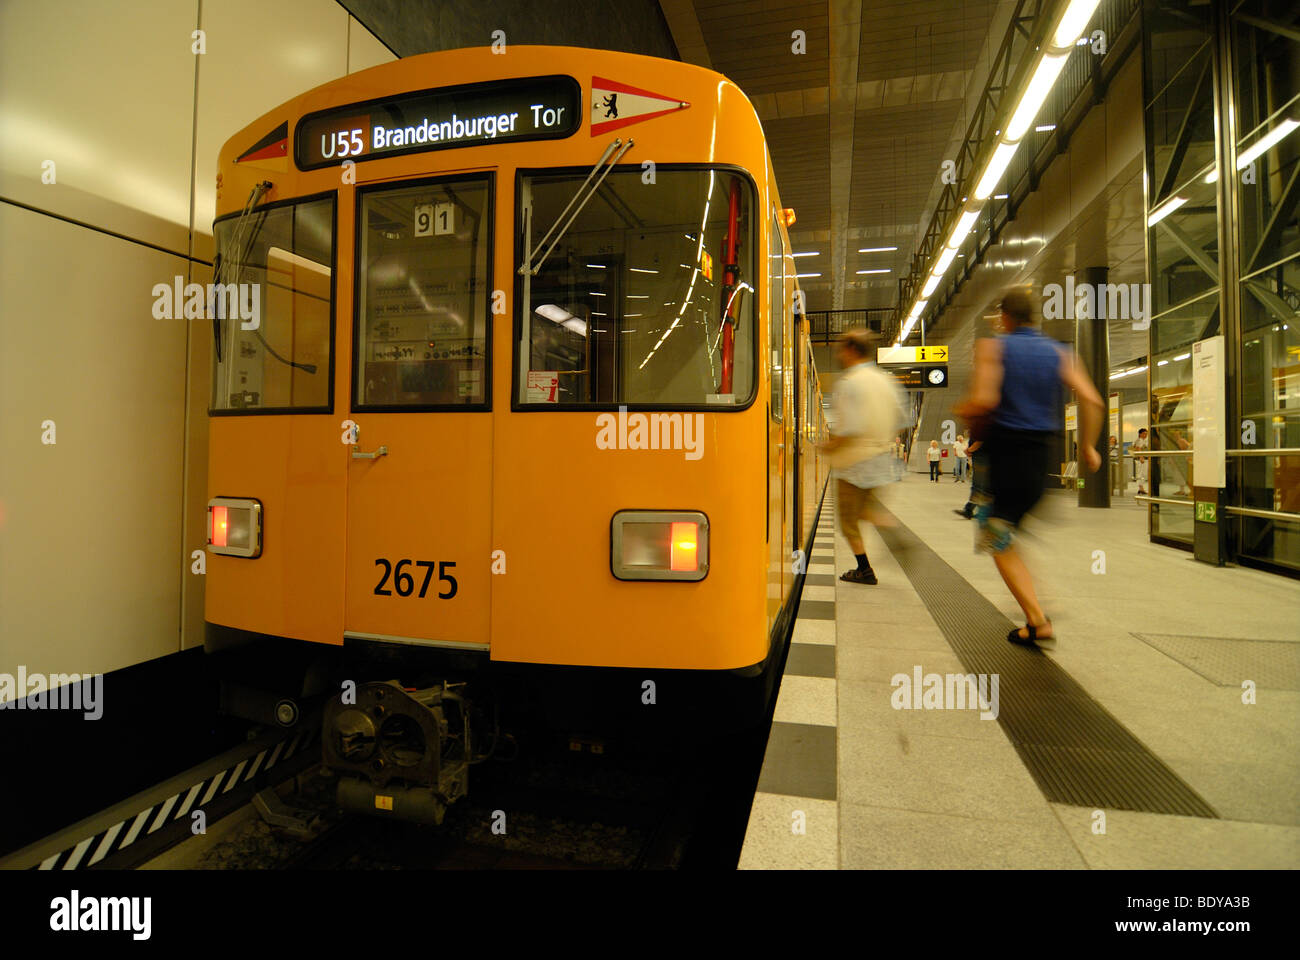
611, 511, 709, 581
207, 497, 262, 558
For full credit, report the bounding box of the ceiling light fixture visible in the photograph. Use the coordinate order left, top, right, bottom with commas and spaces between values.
1147, 195, 1187, 226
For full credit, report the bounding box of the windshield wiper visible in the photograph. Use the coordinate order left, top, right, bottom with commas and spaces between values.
212, 182, 316, 375
214, 181, 273, 363
518, 138, 634, 277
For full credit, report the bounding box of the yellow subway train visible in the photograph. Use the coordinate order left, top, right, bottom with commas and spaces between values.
203, 46, 829, 820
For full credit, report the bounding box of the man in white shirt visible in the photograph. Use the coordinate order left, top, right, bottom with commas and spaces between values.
952, 434, 969, 482
821, 329, 907, 584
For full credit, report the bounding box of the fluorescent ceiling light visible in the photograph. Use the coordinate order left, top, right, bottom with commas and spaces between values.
993, 193, 1008, 200
796, 272, 821, 278
1147, 195, 1187, 226
1157, 360, 1169, 366
922, 275, 941, 297
1006, 54, 1069, 141
1052, 0, 1102, 47
1173, 352, 1191, 361
535, 304, 570, 323
908, 299, 928, 318
535, 303, 587, 337
268, 247, 330, 276
1035, 124, 1056, 132
974, 141, 1020, 199
1236, 118, 1299, 170
899, 317, 917, 340
857, 268, 890, 274
792, 251, 820, 257
947, 209, 980, 248
931, 246, 958, 277
628, 267, 659, 274
586, 263, 606, 269
858, 246, 898, 253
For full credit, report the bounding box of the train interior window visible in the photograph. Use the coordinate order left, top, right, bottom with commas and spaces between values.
800, 343, 811, 437
355, 177, 491, 408
211, 197, 334, 411
517, 168, 755, 406
769, 208, 784, 420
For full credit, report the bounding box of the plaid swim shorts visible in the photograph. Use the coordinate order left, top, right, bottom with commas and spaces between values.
975, 500, 1014, 555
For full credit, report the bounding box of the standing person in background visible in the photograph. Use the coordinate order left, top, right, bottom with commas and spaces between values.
952, 433, 969, 482
927, 440, 942, 481
1132, 427, 1149, 496
820, 329, 908, 585
1109, 436, 1123, 496
954, 438, 988, 518
955, 289, 1104, 648
892, 436, 906, 480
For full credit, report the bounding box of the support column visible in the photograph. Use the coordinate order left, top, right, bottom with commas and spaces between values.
1075, 266, 1110, 508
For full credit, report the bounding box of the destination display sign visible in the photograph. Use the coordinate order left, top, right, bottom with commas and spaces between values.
295, 75, 582, 169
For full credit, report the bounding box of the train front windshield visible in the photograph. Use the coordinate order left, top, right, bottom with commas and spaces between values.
210, 197, 335, 412
518, 168, 756, 407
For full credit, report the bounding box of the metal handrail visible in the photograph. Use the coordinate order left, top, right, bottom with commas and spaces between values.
1118, 448, 1300, 457
1225, 505, 1300, 522
1133, 497, 1300, 521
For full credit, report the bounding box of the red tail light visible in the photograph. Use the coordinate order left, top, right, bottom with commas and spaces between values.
207, 498, 262, 558
211, 506, 229, 547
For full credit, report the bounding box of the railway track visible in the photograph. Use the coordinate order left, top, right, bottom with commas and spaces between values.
0, 720, 321, 871
3, 698, 771, 872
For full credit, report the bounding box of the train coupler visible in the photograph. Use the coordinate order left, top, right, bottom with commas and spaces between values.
322, 680, 471, 823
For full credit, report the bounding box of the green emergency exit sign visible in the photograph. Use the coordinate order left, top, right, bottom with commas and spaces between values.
1195, 501, 1217, 522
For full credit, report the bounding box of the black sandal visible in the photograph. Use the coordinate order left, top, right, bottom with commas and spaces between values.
840, 568, 878, 585
1006, 620, 1054, 647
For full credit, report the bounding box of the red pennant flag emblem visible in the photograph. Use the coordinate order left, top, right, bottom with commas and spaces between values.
236, 122, 288, 167
590, 77, 690, 136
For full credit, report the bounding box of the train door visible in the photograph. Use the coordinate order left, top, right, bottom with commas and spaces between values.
769, 206, 790, 605
790, 281, 802, 556
342, 173, 496, 652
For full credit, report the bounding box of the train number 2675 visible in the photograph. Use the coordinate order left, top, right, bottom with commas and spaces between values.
374, 559, 458, 598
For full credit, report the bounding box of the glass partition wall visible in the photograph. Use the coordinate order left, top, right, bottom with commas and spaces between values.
1142, 0, 1299, 574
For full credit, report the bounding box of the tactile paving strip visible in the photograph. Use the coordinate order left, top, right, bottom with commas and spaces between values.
877, 506, 1218, 818
1133, 634, 1300, 691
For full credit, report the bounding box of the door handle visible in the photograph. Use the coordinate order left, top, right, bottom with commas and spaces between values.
352, 445, 388, 460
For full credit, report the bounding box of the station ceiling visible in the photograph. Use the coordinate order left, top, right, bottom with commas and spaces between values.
660, 0, 1005, 313
341, 0, 1149, 355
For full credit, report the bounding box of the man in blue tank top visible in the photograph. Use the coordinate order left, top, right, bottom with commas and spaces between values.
956, 289, 1104, 648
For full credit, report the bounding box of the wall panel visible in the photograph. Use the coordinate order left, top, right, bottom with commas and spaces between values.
0, 205, 188, 685
0, 0, 198, 253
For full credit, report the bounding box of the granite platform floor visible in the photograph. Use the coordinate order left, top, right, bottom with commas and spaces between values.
739, 471, 1300, 869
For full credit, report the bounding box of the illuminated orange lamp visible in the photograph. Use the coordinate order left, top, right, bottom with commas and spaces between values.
783, 208, 797, 226
669, 521, 698, 572
210, 505, 229, 547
